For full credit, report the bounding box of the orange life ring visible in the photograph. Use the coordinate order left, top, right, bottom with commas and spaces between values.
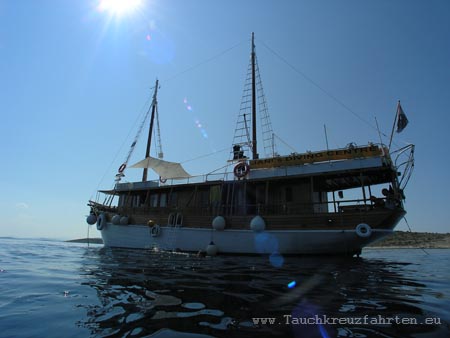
234, 162, 250, 178
118, 163, 127, 173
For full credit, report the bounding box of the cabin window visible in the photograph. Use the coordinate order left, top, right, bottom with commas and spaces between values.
313, 191, 328, 213
169, 192, 178, 207
285, 187, 293, 203
210, 185, 221, 206
233, 183, 246, 214
118, 195, 125, 207
160, 193, 167, 207
133, 195, 140, 207
141, 194, 147, 206
150, 194, 158, 207
198, 189, 209, 207
255, 183, 266, 205
123, 195, 132, 207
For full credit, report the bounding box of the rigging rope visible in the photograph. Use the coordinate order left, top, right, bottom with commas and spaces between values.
181, 146, 229, 164
258, 39, 389, 138
162, 40, 247, 84
90, 40, 247, 198
154, 103, 164, 159
273, 134, 298, 153
123, 90, 157, 166
89, 95, 153, 200
403, 216, 429, 255
89, 36, 412, 200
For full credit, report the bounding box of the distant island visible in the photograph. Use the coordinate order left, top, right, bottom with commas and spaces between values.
66, 238, 103, 244
66, 231, 450, 248
368, 231, 450, 249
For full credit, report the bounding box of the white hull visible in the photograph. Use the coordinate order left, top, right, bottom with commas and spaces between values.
99, 223, 391, 255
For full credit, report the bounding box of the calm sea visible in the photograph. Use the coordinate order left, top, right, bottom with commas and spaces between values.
0, 238, 449, 338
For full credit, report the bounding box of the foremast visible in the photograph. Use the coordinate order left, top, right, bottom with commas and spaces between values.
113, 79, 161, 185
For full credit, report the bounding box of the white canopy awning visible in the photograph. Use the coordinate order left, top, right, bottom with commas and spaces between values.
130, 157, 191, 179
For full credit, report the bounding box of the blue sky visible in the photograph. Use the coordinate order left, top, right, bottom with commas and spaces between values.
1, 0, 449, 239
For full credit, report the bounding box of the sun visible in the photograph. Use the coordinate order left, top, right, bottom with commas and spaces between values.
98, 0, 142, 16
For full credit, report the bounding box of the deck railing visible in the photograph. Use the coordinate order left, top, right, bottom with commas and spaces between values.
114, 143, 392, 189
114, 196, 394, 218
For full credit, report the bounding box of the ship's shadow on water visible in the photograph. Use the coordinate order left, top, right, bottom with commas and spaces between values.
78, 248, 449, 338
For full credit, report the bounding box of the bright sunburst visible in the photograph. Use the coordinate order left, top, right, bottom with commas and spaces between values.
98, 0, 142, 16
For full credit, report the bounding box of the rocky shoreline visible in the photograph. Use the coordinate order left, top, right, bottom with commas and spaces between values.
66, 231, 450, 248
66, 238, 103, 244
368, 231, 450, 249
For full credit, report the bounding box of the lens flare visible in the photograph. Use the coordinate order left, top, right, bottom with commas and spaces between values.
143, 30, 176, 64
183, 98, 208, 139
254, 233, 285, 267
270, 252, 284, 267
254, 232, 279, 254
292, 300, 330, 338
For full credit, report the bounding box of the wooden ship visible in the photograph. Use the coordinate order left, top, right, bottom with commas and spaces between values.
87, 34, 414, 256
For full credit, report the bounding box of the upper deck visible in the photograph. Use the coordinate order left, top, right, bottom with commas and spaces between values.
107, 144, 394, 194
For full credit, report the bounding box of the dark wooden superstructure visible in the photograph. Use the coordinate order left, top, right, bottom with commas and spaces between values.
91, 145, 405, 232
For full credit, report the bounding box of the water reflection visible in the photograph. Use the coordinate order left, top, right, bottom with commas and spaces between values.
78, 248, 448, 337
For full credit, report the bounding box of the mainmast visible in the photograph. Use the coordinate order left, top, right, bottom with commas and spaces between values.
231, 32, 276, 161
251, 32, 258, 160
142, 79, 159, 182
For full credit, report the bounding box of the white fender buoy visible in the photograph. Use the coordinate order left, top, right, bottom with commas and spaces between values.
111, 215, 121, 225
250, 215, 266, 232
120, 216, 129, 225
355, 223, 372, 238
96, 213, 106, 230
206, 241, 218, 256
212, 216, 226, 231
86, 214, 97, 225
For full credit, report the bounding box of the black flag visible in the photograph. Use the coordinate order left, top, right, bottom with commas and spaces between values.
396, 101, 408, 133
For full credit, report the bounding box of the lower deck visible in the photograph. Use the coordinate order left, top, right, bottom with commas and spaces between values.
95, 199, 404, 232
